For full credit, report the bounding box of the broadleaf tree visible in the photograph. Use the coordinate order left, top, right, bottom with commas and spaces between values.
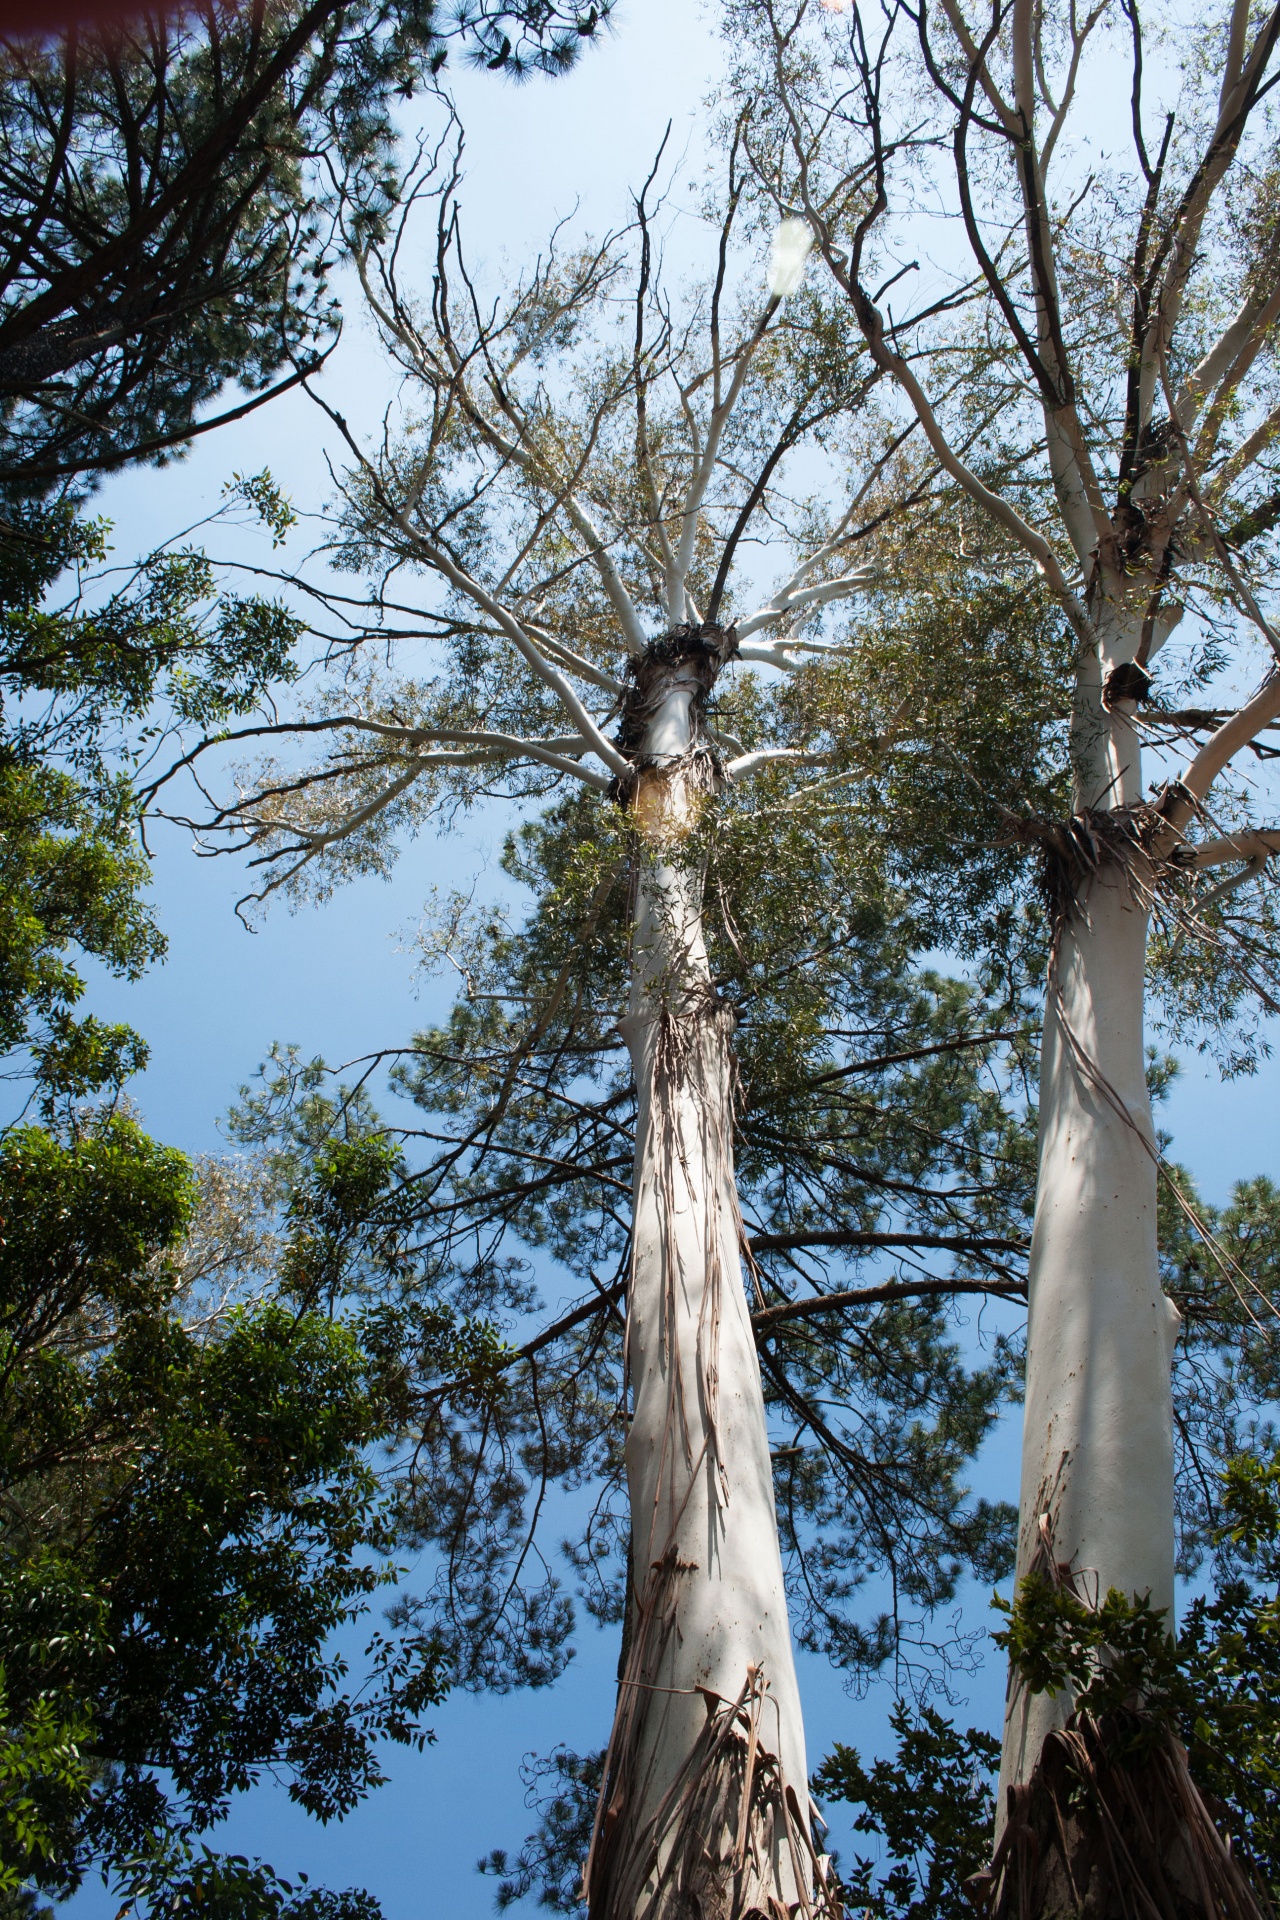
0, 3, 616, 1910
0, 1111, 505, 1915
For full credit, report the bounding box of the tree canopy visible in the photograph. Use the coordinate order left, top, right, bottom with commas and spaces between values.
0, 0, 612, 490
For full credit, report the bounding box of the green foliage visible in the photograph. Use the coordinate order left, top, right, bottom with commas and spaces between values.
802, 1453, 1280, 1915
0, 496, 304, 1105
813, 1704, 999, 1920
1179, 1453, 1280, 1883
0, 1672, 92, 1897
478, 1746, 605, 1912
111, 1844, 384, 1920
0, 759, 162, 1107
990, 1451, 1280, 1888
993, 1579, 1182, 1749
0, 1114, 447, 1913
1, 499, 302, 745
0, 0, 611, 490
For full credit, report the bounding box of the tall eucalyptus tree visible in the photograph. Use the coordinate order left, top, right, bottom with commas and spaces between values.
744, 0, 1280, 1906
159, 121, 1051, 1920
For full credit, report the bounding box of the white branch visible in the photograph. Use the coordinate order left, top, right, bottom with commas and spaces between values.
522, 624, 626, 695
735, 638, 844, 671
725, 747, 833, 779
671, 303, 781, 617
1039, 4, 1106, 173
461, 397, 649, 655
1180, 674, 1280, 804
1139, 5, 1280, 426
390, 509, 630, 778
736, 567, 877, 640
1184, 827, 1280, 869
938, 0, 1019, 132
1178, 279, 1280, 433
1206, 397, 1280, 505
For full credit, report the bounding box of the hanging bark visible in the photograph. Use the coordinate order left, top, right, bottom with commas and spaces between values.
985, 1715, 1273, 1920
585, 624, 836, 1920
980, 1509, 1272, 1920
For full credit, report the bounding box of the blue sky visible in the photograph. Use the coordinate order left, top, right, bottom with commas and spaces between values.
61, 1, 1279, 1909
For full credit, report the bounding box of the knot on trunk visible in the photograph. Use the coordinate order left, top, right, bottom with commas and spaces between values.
1000, 784, 1210, 927
1102, 660, 1153, 709
1001, 808, 1156, 928
615, 622, 739, 764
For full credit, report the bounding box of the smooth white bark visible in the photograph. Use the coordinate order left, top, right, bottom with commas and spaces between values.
998, 857, 1180, 1805
587, 653, 821, 1920
996, 593, 1194, 1826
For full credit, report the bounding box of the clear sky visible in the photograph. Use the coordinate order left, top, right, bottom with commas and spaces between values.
62, 1, 1278, 1910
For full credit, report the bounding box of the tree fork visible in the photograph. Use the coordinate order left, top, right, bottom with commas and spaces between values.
585, 625, 835, 1920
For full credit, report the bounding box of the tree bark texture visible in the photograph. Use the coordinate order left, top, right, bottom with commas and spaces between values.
998, 855, 1180, 1801
986, 1714, 1268, 1920
992, 602, 1270, 1918
586, 628, 831, 1920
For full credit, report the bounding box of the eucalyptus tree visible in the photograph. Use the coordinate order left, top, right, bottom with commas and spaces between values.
742, 0, 1280, 1905
158, 123, 1060, 1920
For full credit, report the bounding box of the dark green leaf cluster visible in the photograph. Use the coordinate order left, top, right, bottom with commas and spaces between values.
1179, 1452, 1280, 1885
0, 1114, 447, 1914
789, 1454, 1280, 1919
812, 1704, 999, 1920
0, 0, 613, 489
993, 1580, 1182, 1741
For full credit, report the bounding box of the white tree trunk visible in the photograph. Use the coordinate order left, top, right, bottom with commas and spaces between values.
998, 605, 1182, 1810
998, 863, 1181, 1799
586, 637, 828, 1920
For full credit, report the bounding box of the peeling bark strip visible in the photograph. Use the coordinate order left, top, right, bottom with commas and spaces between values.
983, 1721, 1272, 1920
586, 627, 835, 1920
980, 1526, 1271, 1920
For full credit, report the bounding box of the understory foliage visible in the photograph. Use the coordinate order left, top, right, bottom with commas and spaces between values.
812, 1707, 999, 1920
988, 1448, 1280, 1899
0, 1116, 456, 1914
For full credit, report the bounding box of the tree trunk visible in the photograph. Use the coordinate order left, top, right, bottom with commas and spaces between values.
585, 627, 831, 1920
998, 840, 1179, 1792
991, 605, 1268, 1918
